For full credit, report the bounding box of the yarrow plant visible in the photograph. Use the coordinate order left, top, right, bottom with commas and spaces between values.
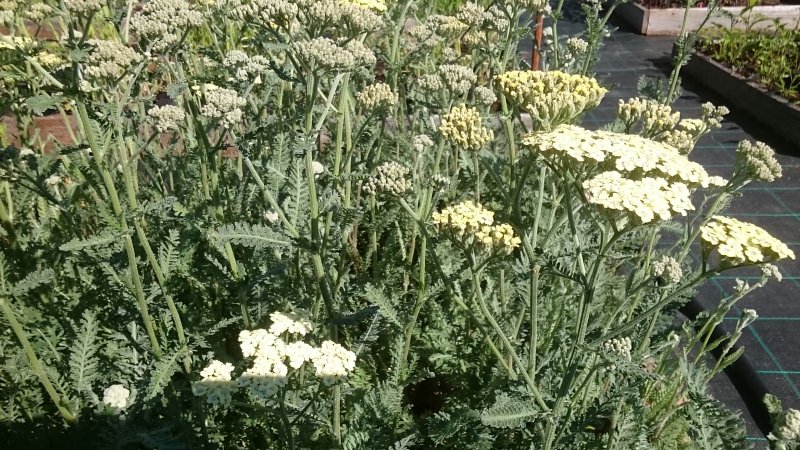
0, 0, 794, 448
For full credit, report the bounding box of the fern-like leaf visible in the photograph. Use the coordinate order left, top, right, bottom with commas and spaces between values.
68, 310, 100, 403
480, 396, 542, 429
145, 350, 181, 401
209, 222, 290, 250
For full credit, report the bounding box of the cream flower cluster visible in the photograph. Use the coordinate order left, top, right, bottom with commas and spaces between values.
734, 140, 782, 183
773, 409, 800, 443
223, 50, 270, 82
495, 70, 606, 130
26, 3, 52, 21
362, 161, 411, 196
432, 201, 521, 253
428, 14, 469, 38
521, 125, 726, 189
148, 105, 186, 133
292, 38, 352, 70
583, 171, 694, 224
439, 104, 493, 151
700, 216, 795, 265
341, 0, 386, 11
64, 0, 105, 14
602, 337, 632, 361
102, 384, 131, 410
617, 97, 680, 138
308, 0, 383, 33
130, 0, 204, 51
84, 39, 143, 80
652, 255, 683, 284
193, 360, 237, 406
200, 85, 246, 129
229, 0, 298, 28
412, 134, 434, 152
473, 86, 497, 106
701, 102, 729, 129
357, 83, 398, 111
194, 311, 357, 404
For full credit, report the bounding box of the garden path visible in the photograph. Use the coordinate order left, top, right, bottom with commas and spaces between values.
519, 7, 800, 447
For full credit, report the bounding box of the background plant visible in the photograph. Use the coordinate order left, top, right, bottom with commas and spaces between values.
0, 0, 795, 449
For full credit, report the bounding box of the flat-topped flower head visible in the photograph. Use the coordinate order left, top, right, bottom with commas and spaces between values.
200, 84, 246, 129
83, 40, 142, 80
102, 384, 131, 410
292, 37, 358, 71
432, 201, 520, 253
362, 161, 411, 197
193, 360, 237, 406
269, 310, 313, 336
130, 0, 204, 52
583, 171, 695, 224
701, 216, 795, 265
439, 104, 493, 151
148, 105, 186, 133
495, 70, 606, 130
341, 0, 386, 11
310, 340, 357, 385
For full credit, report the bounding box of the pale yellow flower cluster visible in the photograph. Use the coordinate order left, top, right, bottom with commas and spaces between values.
356, 82, 398, 111
583, 171, 694, 224
701, 216, 795, 265
439, 104, 493, 151
340, 0, 386, 11
617, 97, 680, 138
521, 125, 726, 189
495, 70, 606, 130
432, 201, 521, 253
735, 140, 782, 183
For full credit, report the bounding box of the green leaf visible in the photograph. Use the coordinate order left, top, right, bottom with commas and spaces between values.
10, 268, 54, 297
145, 350, 181, 401
480, 396, 542, 429
26, 93, 63, 115
209, 222, 291, 249
360, 284, 402, 328
68, 310, 100, 402
59, 229, 125, 252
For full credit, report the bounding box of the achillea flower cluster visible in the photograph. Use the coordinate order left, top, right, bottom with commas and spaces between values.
229, 0, 298, 28
439, 104, 493, 151
652, 255, 683, 284
63, 0, 105, 14
148, 105, 185, 133
129, 0, 204, 51
495, 70, 606, 130
473, 86, 497, 106
193, 360, 237, 406
223, 50, 269, 82
432, 201, 520, 253
521, 125, 725, 189
583, 171, 695, 224
701, 102, 729, 129
357, 83, 398, 112
102, 384, 131, 410
200, 85, 246, 129
362, 161, 411, 196
341, 0, 386, 11
602, 337, 632, 361
701, 216, 795, 265
292, 38, 356, 71
194, 310, 357, 404
771, 409, 800, 443
428, 14, 469, 38
309, 0, 383, 32
734, 140, 782, 183
25, 3, 52, 21
617, 97, 680, 137
84, 40, 143, 80
412, 134, 434, 152
439, 64, 478, 97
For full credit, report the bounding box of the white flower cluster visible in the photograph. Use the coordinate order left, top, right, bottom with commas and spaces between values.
617, 97, 680, 138
566, 37, 588, 55
200, 85, 247, 129
412, 134, 434, 152
292, 38, 367, 71
602, 337, 632, 361
770, 408, 800, 447
652, 255, 682, 284
521, 125, 727, 189
193, 360, 237, 406
229, 0, 298, 29
308, 0, 383, 33
63, 0, 105, 14
0, 1, 15, 25
428, 14, 469, 38
223, 50, 270, 82
25, 3, 53, 21
362, 161, 411, 196
701, 102, 729, 129
701, 216, 795, 265
129, 0, 204, 52
431, 174, 451, 191
439, 104, 493, 151
356, 82, 398, 112
734, 140, 782, 183
583, 171, 694, 224
102, 384, 131, 410
473, 86, 497, 106
193, 311, 357, 404
84, 39, 143, 80
495, 70, 607, 130
148, 105, 186, 133
762, 263, 783, 282
418, 64, 477, 98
